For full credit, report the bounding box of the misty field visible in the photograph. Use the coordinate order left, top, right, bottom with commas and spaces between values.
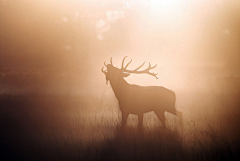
0, 91, 239, 161
1, 0, 240, 160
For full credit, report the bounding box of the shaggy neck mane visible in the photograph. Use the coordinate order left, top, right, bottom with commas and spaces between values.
109, 78, 130, 100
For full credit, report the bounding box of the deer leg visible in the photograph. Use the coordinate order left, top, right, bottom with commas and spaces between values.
176, 110, 183, 125
176, 110, 182, 119
155, 111, 166, 128
138, 113, 143, 128
170, 108, 183, 123
121, 113, 129, 127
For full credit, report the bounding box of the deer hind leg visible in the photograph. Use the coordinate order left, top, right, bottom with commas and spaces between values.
176, 110, 182, 119
168, 107, 182, 120
138, 113, 143, 128
121, 113, 129, 127
169, 108, 183, 126
155, 111, 166, 128
176, 110, 183, 125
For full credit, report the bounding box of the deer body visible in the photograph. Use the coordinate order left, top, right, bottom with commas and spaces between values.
110, 80, 175, 114
102, 57, 182, 128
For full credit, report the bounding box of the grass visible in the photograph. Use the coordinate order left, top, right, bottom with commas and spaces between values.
0, 93, 239, 161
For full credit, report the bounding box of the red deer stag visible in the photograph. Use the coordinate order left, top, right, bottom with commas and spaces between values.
101, 57, 182, 128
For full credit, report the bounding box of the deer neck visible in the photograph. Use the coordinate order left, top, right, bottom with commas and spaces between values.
109, 78, 129, 100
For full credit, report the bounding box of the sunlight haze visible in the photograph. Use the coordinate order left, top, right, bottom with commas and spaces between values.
0, 0, 239, 95
0, 0, 240, 160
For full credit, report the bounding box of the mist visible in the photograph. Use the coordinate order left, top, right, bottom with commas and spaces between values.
0, 0, 240, 160
0, 0, 239, 95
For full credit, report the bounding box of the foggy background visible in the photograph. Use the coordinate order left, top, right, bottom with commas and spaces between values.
0, 0, 239, 95
0, 1, 240, 160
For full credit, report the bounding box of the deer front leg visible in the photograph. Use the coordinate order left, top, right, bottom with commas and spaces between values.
138, 113, 143, 128
121, 112, 129, 127
155, 111, 166, 128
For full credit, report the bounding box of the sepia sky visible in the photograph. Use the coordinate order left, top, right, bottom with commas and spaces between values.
0, 0, 239, 93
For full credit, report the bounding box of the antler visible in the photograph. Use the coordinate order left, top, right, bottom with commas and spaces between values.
121, 56, 158, 79
121, 56, 132, 70
110, 57, 113, 65
103, 57, 114, 70
101, 67, 107, 74
102, 57, 115, 73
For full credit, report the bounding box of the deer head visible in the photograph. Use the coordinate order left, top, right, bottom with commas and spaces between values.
101, 56, 158, 84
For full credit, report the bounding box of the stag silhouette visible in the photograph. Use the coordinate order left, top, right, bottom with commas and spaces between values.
102, 57, 182, 128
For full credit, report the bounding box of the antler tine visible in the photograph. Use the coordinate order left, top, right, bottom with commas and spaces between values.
133, 62, 145, 71
121, 56, 133, 70
101, 67, 107, 74
104, 61, 107, 67
121, 56, 128, 69
110, 57, 113, 65
124, 59, 132, 69
121, 59, 158, 79
149, 63, 157, 69
142, 63, 157, 71
149, 72, 158, 79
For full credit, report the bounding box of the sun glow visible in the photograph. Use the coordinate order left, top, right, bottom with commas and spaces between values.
147, 0, 187, 23
149, 0, 180, 9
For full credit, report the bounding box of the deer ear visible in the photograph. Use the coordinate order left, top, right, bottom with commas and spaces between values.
122, 73, 130, 77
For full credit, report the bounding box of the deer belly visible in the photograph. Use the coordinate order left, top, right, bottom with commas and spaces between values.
121, 95, 161, 114
122, 92, 174, 114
